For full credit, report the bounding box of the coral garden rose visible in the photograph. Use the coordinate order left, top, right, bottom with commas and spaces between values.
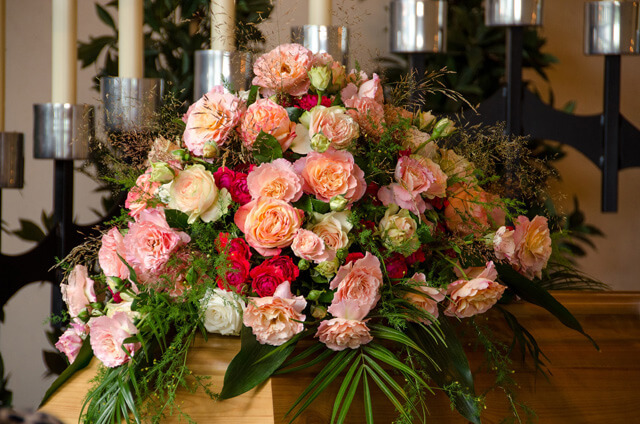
308, 106, 360, 150
201, 288, 246, 336
444, 278, 506, 319
89, 312, 140, 368
506, 215, 552, 279
98, 227, 129, 280
124, 209, 191, 281
291, 229, 334, 263
330, 252, 383, 314
444, 183, 505, 236
239, 98, 297, 151
243, 282, 307, 346
61, 265, 97, 319
125, 171, 161, 218
294, 150, 366, 204
55, 326, 84, 364
378, 204, 420, 253
403, 273, 445, 324
168, 164, 232, 224
234, 197, 305, 256
183, 88, 245, 157
252, 43, 313, 97
247, 159, 303, 202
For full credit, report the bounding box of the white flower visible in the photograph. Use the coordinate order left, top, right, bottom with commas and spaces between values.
201, 288, 246, 336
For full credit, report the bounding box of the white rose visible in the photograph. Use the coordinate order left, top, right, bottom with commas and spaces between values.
105, 300, 140, 319
201, 288, 246, 336
308, 211, 353, 253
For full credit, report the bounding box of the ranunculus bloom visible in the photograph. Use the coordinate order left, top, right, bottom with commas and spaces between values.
183, 89, 245, 156
124, 209, 191, 282
308, 106, 360, 150
252, 43, 313, 97
168, 164, 232, 224
316, 318, 372, 351
55, 327, 84, 364
125, 171, 161, 218
294, 150, 366, 205
98, 227, 129, 280
247, 159, 303, 202
89, 312, 140, 368
444, 183, 505, 236
308, 211, 353, 255
243, 281, 307, 346
250, 256, 299, 297
507, 215, 552, 279
61, 265, 97, 319
330, 252, 383, 315
403, 273, 445, 324
378, 204, 420, 253
291, 229, 334, 263
343, 97, 385, 139
239, 98, 297, 151
444, 278, 506, 319
234, 197, 305, 256
201, 288, 246, 336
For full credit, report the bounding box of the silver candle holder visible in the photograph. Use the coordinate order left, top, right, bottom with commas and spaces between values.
389, 0, 448, 53
194, 50, 253, 100
291, 25, 349, 65
0, 132, 24, 188
485, 0, 543, 27
101, 77, 164, 133
33, 103, 94, 160
584, 1, 640, 55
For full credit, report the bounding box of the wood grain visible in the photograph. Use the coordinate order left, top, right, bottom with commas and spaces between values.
41, 292, 640, 423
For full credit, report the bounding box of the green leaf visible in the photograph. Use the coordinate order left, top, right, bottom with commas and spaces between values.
363, 364, 413, 423
252, 131, 283, 164
40, 337, 93, 406
219, 326, 297, 399
247, 85, 259, 106
331, 357, 360, 423
292, 195, 313, 213
311, 198, 330, 214
496, 263, 599, 350
286, 107, 305, 123
164, 209, 190, 230
336, 366, 364, 424
96, 3, 116, 31
362, 372, 374, 424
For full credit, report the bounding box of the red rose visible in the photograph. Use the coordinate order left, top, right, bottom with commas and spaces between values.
264, 255, 299, 282
230, 173, 252, 205
385, 253, 408, 280
250, 255, 299, 297
213, 166, 235, 190
217, 255, 250, 293
228, 237, 251, 259
345, 252, 365, 265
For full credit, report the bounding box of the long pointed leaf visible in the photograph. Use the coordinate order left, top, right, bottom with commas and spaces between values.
331, 357, 361, 424
363, 365, 413, 423
336, 367, 364, 424
362, 372, 374, 424
363, 344, 433, 394
40, 337, 93, 406
275, 348, 333, 375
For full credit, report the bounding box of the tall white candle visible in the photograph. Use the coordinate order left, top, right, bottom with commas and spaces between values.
309, 0, 332, 26
211, 0, 235, 51
0, 0, 5, 131
119, 0, 144, 78
52, 0, 77, 104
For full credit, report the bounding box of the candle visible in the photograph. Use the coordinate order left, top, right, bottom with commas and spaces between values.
51, 0, 77, 104
0, 0, 5, 130
119, 0, 144, 78
309, 0, 332, 26
211, 0, 236, 51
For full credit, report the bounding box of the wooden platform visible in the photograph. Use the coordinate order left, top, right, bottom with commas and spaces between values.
41, 292, 640, 423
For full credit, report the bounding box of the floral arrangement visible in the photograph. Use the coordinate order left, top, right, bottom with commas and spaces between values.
44, 43, 597, 423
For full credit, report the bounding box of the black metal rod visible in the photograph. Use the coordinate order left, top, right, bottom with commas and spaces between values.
0, 189, 3, 252
602, 55, 620, 213
506, 26, 524, 136
52, 159, 75, 320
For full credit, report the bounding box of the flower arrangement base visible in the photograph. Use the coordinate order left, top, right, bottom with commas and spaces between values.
41, 292, 640, 423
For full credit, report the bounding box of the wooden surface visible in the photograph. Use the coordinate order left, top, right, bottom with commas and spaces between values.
41, 292, 640, 423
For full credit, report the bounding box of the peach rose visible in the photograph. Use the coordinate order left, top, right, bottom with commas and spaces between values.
239, 98, 296, 151
99, 227, 129, 280
513, 216, 552, 279
293, 150, 366, 205
329, 252, 383, 315
234, 197, 305, 256
403, 272, 445, 324
315, 318, 372, 351
252, 43, 313, 97
243, 281, 307, 346
308, 106, 360, 150
444, 278, 506, 319
291, 229, 335, 263
168, 164, 231, 224
61, 265, 97, 319
308, 211, 352, 254
343, 97, 385, 139
89, 312, 140, 368
444, 183, 505, 236
183, 89, 245, 157
125, 170, 161, 218
246, 158, 303, 202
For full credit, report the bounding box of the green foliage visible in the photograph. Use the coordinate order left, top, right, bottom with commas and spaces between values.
252, 131, 284, 164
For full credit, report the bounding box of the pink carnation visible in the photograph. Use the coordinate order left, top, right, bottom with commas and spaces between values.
239, 98, 296, 151
89, 312, 140, 368
444, 278, 506, 319
315, 317, 372, 351
247, 159, 303, 202
125, 171, 161, 218
61, 265, 97, 319
98, 227, 129, 280
329, 252, 383, 315
252, 43, 313, 97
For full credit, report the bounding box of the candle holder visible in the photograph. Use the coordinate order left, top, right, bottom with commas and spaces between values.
0, 132, 24, 189
33, 104, 93, 160
485, 0, 543, 27
389, 0, 448, 54
584, 1, 640, 55
101, 77, 164, 133
291, 25, 349, 66
193, 50, 253, 100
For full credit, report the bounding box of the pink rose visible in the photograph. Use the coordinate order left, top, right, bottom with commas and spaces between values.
291, 229, 335, 263
61, 265, 97, 319
341, 73, 383, 104
293, 150, 366, 205
239, 98, 297, 151
377, 183, 427, 216
125, 171, 161, 218
183, 85, 224, 123
234, 197, 305, 256
89, 312, 140, 368
308, 106, 360, 150
55, 327, 84, 364
329, 252, 383, 315
315, 318, 372, 351
444, 278, 506, 319
124, 209, 191, 282
403, 272, 445, 324
247, 159, 303, 202
509, 216, 552, 279
98, 227, 129, 280
343, 97, 385, 138
183, 89, 245, 156
252, 43, 313, 97
243, 281, 307, 346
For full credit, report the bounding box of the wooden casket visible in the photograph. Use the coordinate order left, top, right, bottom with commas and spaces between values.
41, 292, 640, 423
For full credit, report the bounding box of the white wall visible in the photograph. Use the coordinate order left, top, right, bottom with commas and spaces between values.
0, 0, 638, 410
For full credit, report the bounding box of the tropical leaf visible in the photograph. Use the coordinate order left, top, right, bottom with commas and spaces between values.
40, 338, 93, 406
